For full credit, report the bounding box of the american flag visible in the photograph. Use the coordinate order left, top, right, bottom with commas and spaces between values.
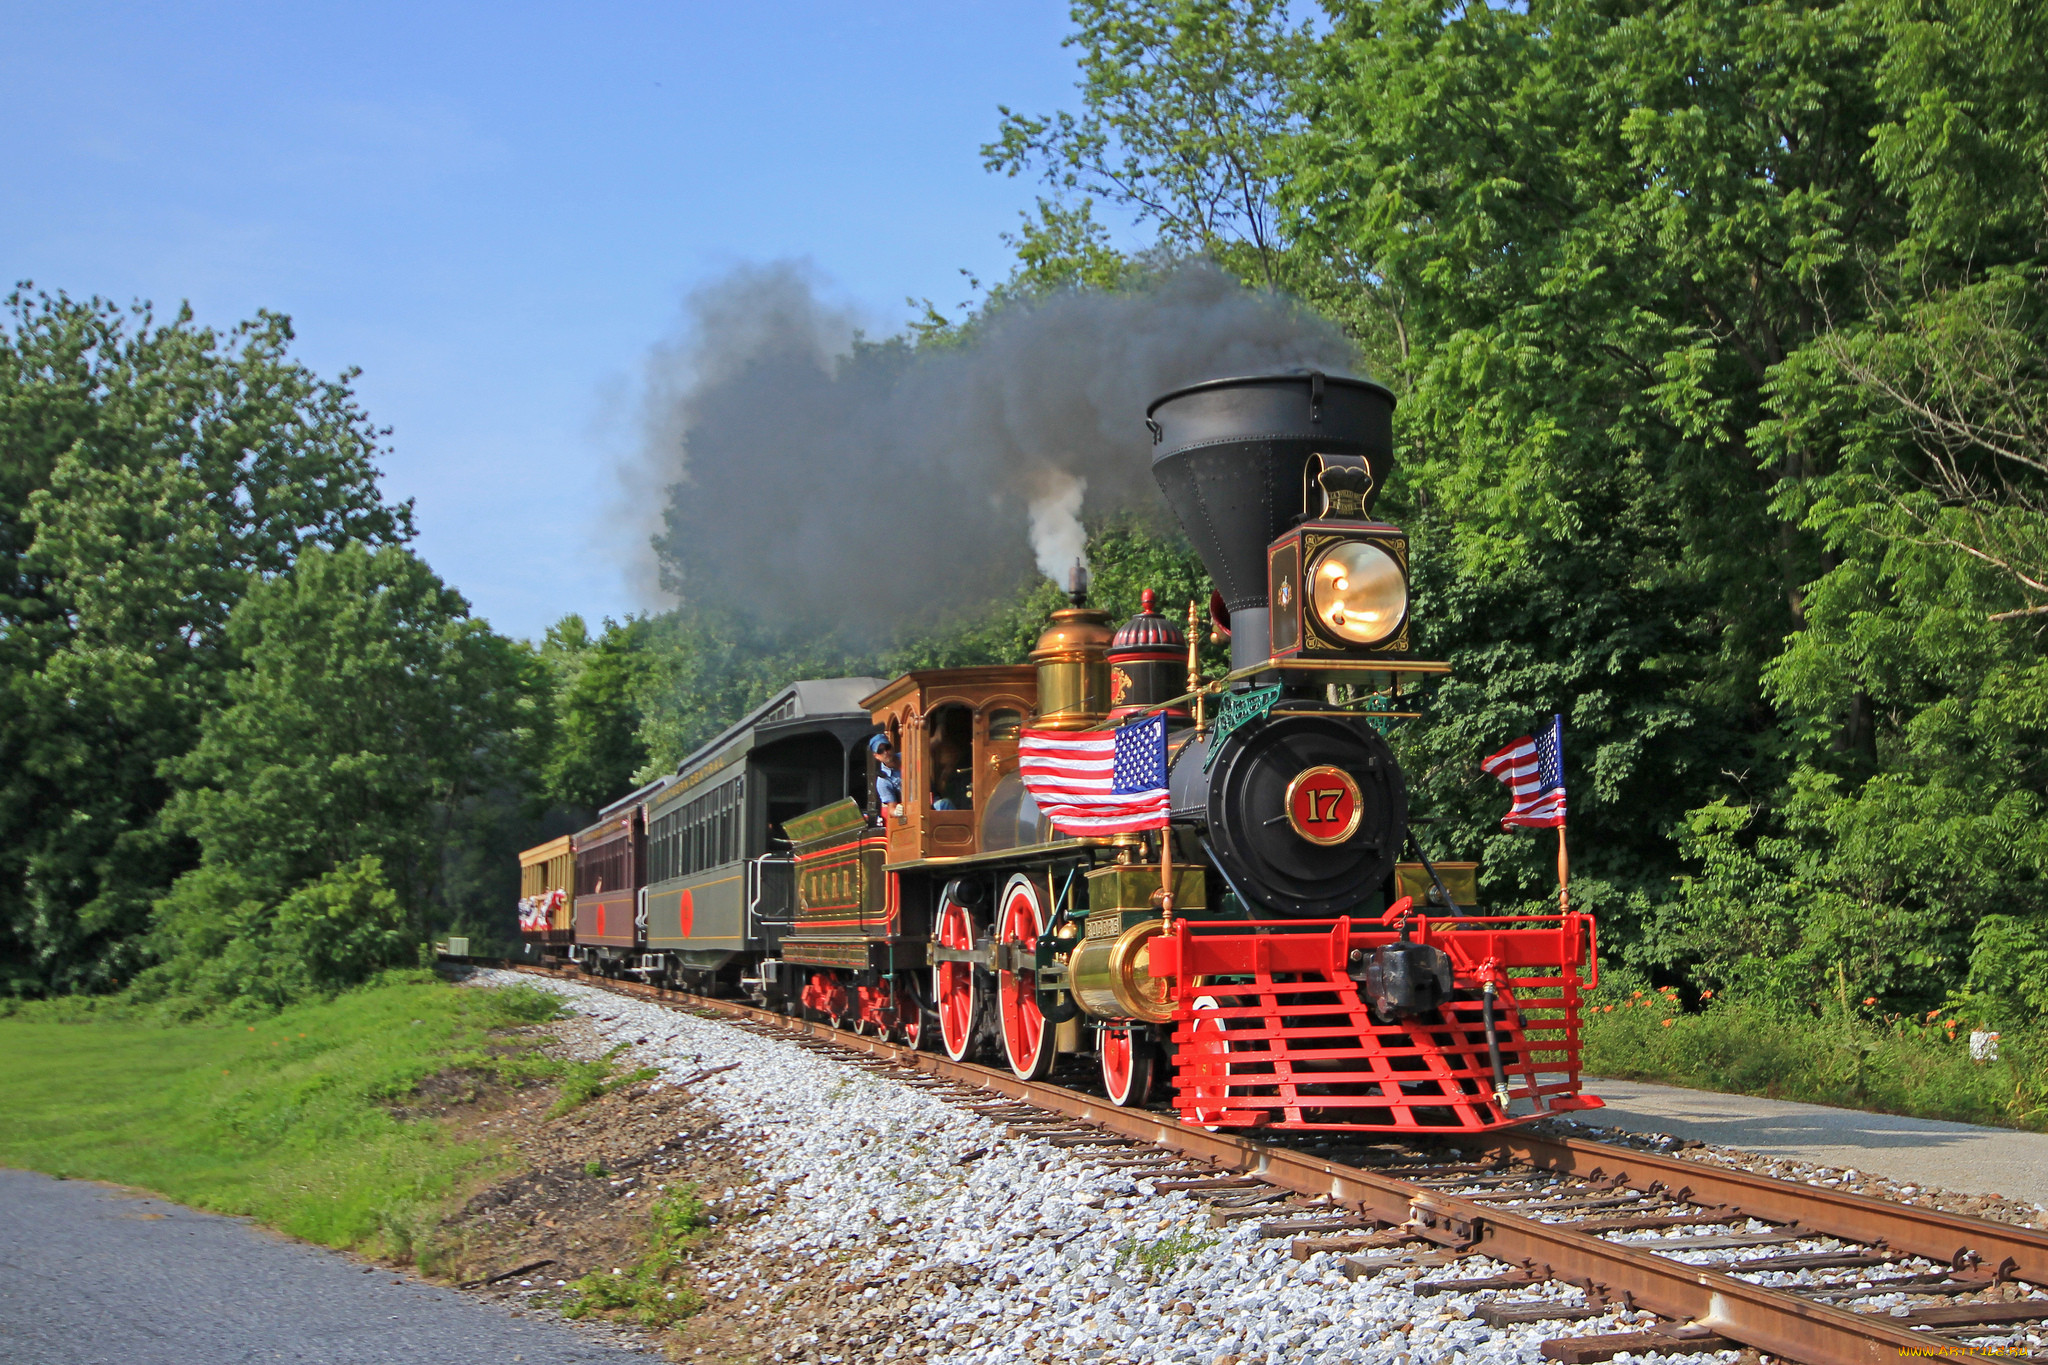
1481, 715, 1567, 829
1018, 712, 1171, 836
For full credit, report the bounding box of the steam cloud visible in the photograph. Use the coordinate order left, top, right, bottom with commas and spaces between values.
637, 260, 1355, 641
1026, 469, 1089, 587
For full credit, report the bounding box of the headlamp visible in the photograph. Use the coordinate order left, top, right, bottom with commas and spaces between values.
1308, 540, 1407, 645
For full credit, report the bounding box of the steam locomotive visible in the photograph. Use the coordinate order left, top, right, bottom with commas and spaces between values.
518, 372, 1601, 1134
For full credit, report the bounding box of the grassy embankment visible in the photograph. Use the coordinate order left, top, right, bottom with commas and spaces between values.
0, 971, 620, 1268
1579, 972, 2048, 1133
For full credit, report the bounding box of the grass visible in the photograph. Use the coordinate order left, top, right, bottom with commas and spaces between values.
560, 1185, 712, 1327
548, 1044, 659, 1119
0, 970, 571, 1269
1580, 975, 2048, 1132
1113, 1229, 1219, 1281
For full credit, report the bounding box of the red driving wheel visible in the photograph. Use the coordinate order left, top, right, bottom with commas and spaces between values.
1100, 1025, 1154, 1107
997, 874, 1055, 1080
934, 897, 979, 1062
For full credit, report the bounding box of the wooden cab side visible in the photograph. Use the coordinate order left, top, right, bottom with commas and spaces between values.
860, 666, 1037, 864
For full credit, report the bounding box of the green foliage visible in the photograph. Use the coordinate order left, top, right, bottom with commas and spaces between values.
997, 0, 2048, 1023
989, 199, 1135, 305
546, 1044, 660, 1119
560, 1185, 712, 1327
486, 983, 567, 1024
1583, 970, 2048, 1131
1270, 0, 1905, 923
0, 291, 412, 997
537, 614, 655, 811
1113, 1228, 1219, 1280
157, 542, 535, 989
135, 858, 415, 1016
985, 0, 1313, 287
0, 974, 552, 1265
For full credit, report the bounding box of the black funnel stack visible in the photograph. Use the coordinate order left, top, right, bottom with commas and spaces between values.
1147, 372, 1397, 676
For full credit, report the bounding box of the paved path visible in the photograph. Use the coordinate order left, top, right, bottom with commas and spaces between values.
1583, 1077, 2048, 1208
0, 1168, 637, 1364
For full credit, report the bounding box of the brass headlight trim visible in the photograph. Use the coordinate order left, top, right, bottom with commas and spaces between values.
1306, 540, 1407, 645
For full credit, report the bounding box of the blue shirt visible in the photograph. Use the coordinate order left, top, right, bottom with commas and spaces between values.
876, 763, 903, 806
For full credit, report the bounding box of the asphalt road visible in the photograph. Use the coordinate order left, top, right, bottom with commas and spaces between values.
0, 1168, 639, 1364
1585, 1077, 2048, 1207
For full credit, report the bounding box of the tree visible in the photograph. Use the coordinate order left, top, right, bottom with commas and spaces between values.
1256, 0, 1902, 924
0, 291, 411, 996
984, 0, 1313, 289
159, 543, 534, 947
539, 614, 657, 810
1717, 0, 2048, 1017
999, 0, 2047, 1020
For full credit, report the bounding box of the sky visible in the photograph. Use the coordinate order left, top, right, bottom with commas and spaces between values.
3, 1, 1126, 639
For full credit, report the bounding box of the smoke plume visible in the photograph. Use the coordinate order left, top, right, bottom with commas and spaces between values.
1026, 469, 1089, 587
637, 260, 1355, 641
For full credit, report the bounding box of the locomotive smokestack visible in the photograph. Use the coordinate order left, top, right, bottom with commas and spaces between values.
1146, 372, 1397, 676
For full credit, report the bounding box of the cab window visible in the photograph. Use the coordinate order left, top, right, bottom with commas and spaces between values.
927, 704, 974, 810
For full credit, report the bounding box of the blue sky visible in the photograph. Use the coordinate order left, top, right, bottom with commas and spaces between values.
4, 1, 1122, 638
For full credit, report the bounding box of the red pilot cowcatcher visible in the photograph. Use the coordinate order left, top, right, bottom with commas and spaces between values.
1160, 905, 1604, 1133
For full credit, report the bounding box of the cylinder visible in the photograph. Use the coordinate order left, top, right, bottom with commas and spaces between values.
1070, 920, 1173, 1022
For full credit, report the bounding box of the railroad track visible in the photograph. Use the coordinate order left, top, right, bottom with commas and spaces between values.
505, 962, 2048, 1365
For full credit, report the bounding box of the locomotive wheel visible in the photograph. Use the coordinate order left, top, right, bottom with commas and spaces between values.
896, 978, 926, 1050
934, 897, 981, 1062
1100, 1026, 1155, 1108
1182, 995, 1245, 1129
996, 874, 1056, 1081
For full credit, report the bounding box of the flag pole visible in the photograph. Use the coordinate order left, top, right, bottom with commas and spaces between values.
1557, 821, 1570, 914
1158, 823, 1175, 934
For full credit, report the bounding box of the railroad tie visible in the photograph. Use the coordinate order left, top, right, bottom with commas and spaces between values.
1256, 1214, 1378, 1238
1609, 1229, 1809, 1252
1475, 1303, 1606, 1328
1539, 1324, 1733, 1363
1414, 1271, 1547, 1295
1889, 1300, 2048, 1328
1338, 1250, 1463, 1279
1289, 1230, 1415, 1260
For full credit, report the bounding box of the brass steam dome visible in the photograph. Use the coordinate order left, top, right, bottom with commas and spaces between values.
1029, 563, 1114, 731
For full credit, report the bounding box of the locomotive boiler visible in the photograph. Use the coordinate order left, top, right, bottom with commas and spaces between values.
522, 370, 1600, 1135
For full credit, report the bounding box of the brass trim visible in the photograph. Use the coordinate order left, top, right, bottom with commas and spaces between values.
882, 836, 1120, 873
1071, 918, 1174, 1023
1224, 657, 1449, 681
1284, 764, 1365, 847
1303, 537, 1409, 652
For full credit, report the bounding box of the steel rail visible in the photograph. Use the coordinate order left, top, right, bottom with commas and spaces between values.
505, 965, 1988, 1364
1498, 1130, 2048, 1287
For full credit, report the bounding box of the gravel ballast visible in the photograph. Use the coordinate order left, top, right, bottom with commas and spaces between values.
472, 971, 1740, 1365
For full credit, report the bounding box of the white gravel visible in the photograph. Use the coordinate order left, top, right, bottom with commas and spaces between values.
474, 970, 1743, 1365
